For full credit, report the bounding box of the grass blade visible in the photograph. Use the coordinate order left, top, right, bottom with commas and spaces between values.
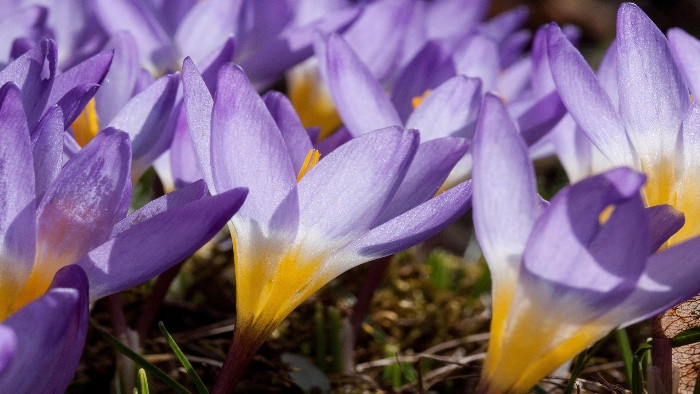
98, 328, 190, 394
138, 368, 150, 394
671, 325, 700, 348
616, 328, 634, 385
159, 321, 209, 394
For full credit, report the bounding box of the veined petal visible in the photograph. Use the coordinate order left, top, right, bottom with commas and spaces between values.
453, 35, 499, 91
182, 57, 215, 191
15, 128, 131, 309
0, 265, 88, 394
616, 3, 689, 163
517, 90, 567, 147
0, 84, 36, 320
645, 205, 684, 254
32, 105, 64, 202
547, 23, 634, 167
0, 6, 47, 65
668, 28, 700, 96
322, 34, 402, 137
405, 75, 481, 141
297, 127, 417, 243
169, 111, 204, 189
95, 32, 141, 124
263, 91, 314, 174
597, 40, 619, 108
210, 64, 298, 233
79, 187, 247, 301
198, 36, 236, 93
47, 50, 113, 115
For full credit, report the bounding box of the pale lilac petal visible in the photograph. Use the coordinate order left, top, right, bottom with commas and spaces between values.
263, 91, 313, 174
494, 56, 532, 99
426, 0, 488, 40
680, 101, 700, 176
0, 326, 15, 374
0, 84, 36, 310
547, 24, 634, 166
0, 6, 47, 64
531, 26, 555, 98
499, 30, 532, 67
597, 40, 618, 108
645, 205, 684, 254
405, 75, 481, 141
453, 35, 499, 91
198, 36, 236, 92
47, 50, 113, 112
31, 105, 63, 201
478, 5, 528, 43
342, 0, 415, 79
517, 91, 567, 146
79, 188, 247, 301
297, 127, 417, 241
323, 34, 401, 137
0, 265, 88, 393
169, 111, 203, 189
173, 0, 243, 64
472, 94, 540, 280
314, 125, 352, 156
334, 179, 472, 271
210, 64, 298, 232
522, 168, 648, 313
110, 180, 208, 237
107, 73, 179, 176
377, 137, 469, 224
36, 128, 131, 278
551, 116, 593, 182
95, 32, 140, 124
616, 3, 689, 162
668, 28, 700, 95
182, 57, 214, 191
391, 42, 456, 121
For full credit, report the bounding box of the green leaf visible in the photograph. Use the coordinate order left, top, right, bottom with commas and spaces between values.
671, 325, 700, 348
98, 328, 190, 394
328, 307, 343, 374
138, 369, 150, 394
631, 356, 643, 394
564, 332, 611, 394
616, 328, 634, 385
159, 322, 209, 394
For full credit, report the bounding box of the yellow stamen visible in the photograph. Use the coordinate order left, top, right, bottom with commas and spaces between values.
598, 205, 614, 224
411, 89, 432, 109
71, 98, 100, 147
288, 62, 342, 141
296, 149, 320, 182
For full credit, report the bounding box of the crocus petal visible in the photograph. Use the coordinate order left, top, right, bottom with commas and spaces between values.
522, 168, 648, 311
645, 205, 684, 254
377, 137, 470, 223
108, 73, 179, 177
210, 64, 298, 232
0, 265, 88, 394
616, 3, 689, 162
198, 36, 236, 92
333, 179, 472, 272
29, 128, 130, 302
0, 6, 47, 65
341, 0, 415, 80
478, 5, 528, 43
453, 35, 500, 91
426, 0, 488, 41
169, 110, 204, 189
55, 83, 99, 127
517, 91, 567, 147
0, 84, 36, 316
405, 75, 481, 141
31, 105, 63, 202
472, 94, 540, 282
391, 42, 456, 122
0, 326, 15, 374
181, 57, 215, 190
499, 29, 532, 67
547, 23, 634, 167
95, 32, 141, 124
322, 34, 402, 137
597, 40, 619, 108
668, 28, 700, 96
297, 127, 417, 242
263, 91, 314, 174
46, 50, 113, 114
174, 0, 243, 64
79, 187, 248, 301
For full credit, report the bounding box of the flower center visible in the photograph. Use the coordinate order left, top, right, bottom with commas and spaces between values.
296, 149, 320, 182
288, 61, 342, 141
71, 98, 100, 147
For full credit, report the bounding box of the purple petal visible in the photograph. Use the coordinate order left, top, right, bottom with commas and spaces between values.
616, 3, 689, 162
478, 5, 528, 43
34, 128, 131, 289
597, 40, 619, 108
499, 29, 532, 67
377, 136, 470, 224
111, 180, 208, 237
55, 83, 99, 127
210, 64, 298, 232
668, 28, 700, 96
453, 35, 500, 91
0, 84, 36, 312
314, 125, 353, 156
0, 6, 47, 65
79, 187, 247, 301
31, 105, 63, 201
645, 205, 684, 254
0, 265, 88, 393
297, 127, 417, 241
263, 91, 314, 174
522, 168, 648, 313
323, 34, 401, 137
405, 75, 481, 141
107, 73, 179, 176
198, 36, 236, 93
494, 56, 532, 99
0, 326, 15, 374
547, 23, 634, 167
173, 0, 243, 64
517, 90, 567, 147
47, 50, 113, 113
426, 0, 488, 41
472, 94, 540, 279
181, 57, 215, 190
169, 112, 204, 189
95, 32, 141, 124
336, 179, 472, 270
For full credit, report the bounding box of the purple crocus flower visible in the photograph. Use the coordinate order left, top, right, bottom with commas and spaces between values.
181, 57, 472, 388
0, 80, 247, 389
547, 3, 700, 246
473, 94, 700, 394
